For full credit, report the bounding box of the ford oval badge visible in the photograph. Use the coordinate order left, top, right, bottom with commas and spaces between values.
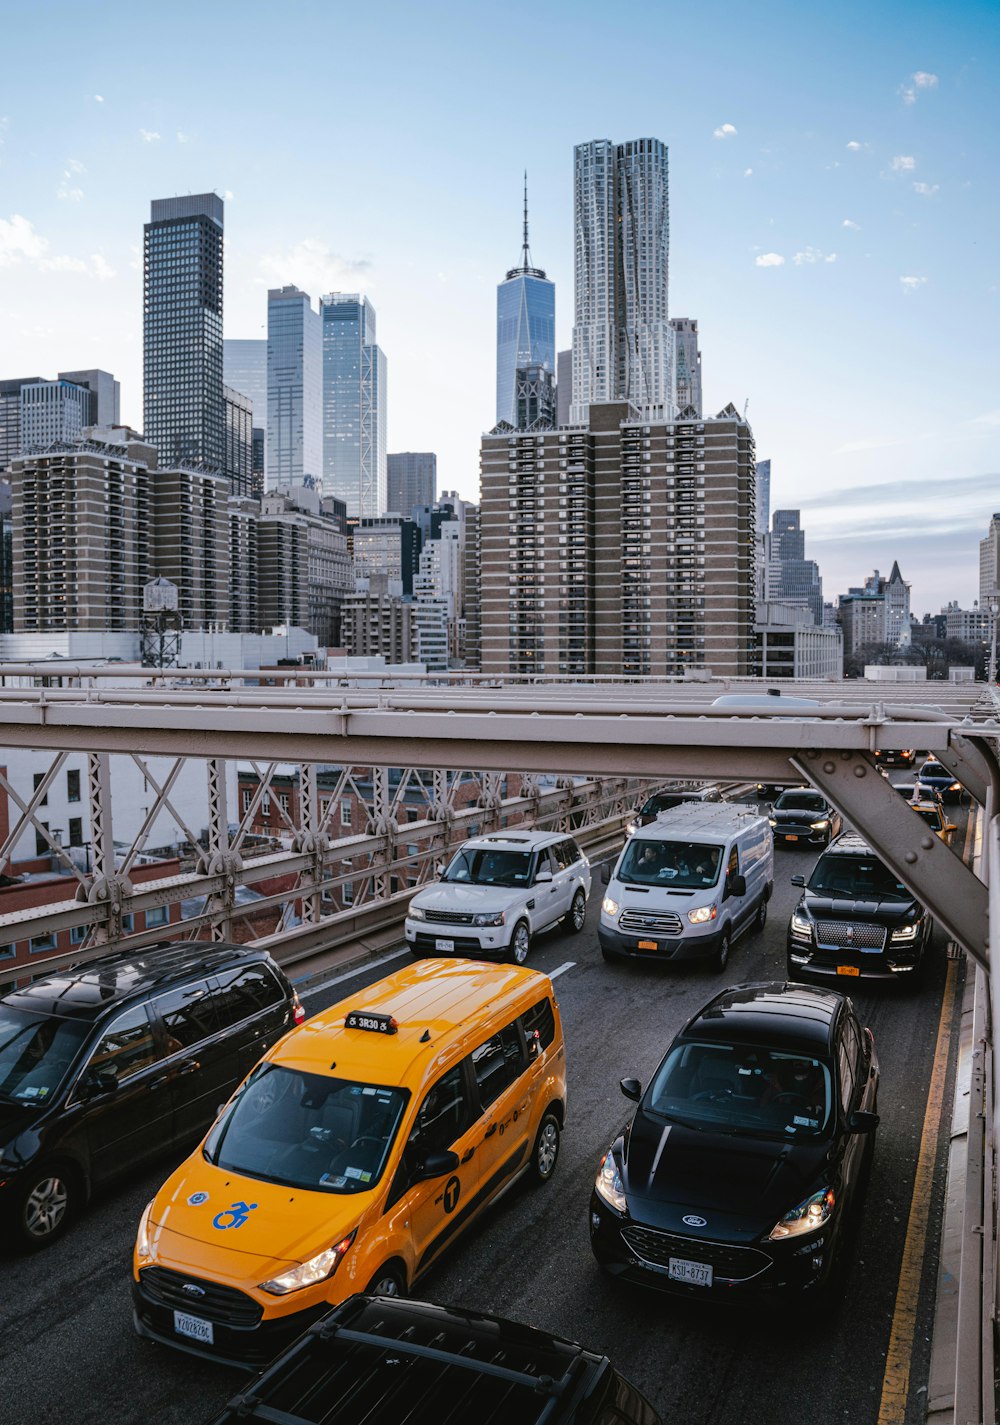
682, 1214, 707, 1228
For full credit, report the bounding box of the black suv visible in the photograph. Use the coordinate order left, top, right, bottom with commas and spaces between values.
627, 784, 724, 834
786, 833, 931, 983
206, 1294, 662, 1425
0, 942, 302, 1248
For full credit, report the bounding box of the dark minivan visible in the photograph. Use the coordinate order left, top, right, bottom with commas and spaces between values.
0, 942, 302, 1248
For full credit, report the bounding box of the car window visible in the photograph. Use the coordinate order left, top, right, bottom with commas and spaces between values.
552, 839, 576, 871
807, 853, 909, 900
0, 1007, 89, 1105
562, 838, 582, 867
843, 1016, 863, 1079
837, 1035, 856, 1112
776, 792, 826, 811
535, 849, 557, 877
86, 1004, 161, 1085
647, 1040, 833, 1138
210, 963, 286, 1031
442, 848, 533, 886
154, 979, 219, 1052
410, 1063, 474, 1154
471, 1023, 524, 1111
617, 839, 722, 889
521, 997, 556, 1053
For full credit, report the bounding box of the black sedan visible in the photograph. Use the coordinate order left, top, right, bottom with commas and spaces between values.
767, 789, 843, 847
914, 759, 964, 804
589, 982, 878, 1301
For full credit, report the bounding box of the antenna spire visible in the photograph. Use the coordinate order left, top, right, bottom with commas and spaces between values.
504, 171, 545, 281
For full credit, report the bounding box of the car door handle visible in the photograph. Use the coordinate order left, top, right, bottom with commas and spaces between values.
461, 1147, 475, 1164
175, 1059, 201, 1076
483, 1124, 498, 1139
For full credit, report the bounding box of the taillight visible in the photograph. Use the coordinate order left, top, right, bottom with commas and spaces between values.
292, 992, 305, 1025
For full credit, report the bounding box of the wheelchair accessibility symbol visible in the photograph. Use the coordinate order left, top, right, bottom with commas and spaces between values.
212, 1199, 258, 1230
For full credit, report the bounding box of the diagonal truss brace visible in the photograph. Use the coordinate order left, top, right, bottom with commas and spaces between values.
792, 747, 989, 971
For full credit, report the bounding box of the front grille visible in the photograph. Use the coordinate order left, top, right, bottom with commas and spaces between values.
621, 1226, 771, 1282
139, 1266, 262, 1327
422, 908, 477, 926
620, 909, 682, 934
815, 920, 886, 951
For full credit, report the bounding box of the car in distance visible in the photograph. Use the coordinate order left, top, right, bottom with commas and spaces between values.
914, 759, 964, 804
909, 797, 957, 847
404, 831, 590, 964
205, 1294, 663, 1424
133, 959, 566, 1366
625, 784, 724, 835
767, 788, 843, 848
0, 943, 303, 1249
874, 748, 916, 768
786, 833, 931, 983
589, 982, 878, 1301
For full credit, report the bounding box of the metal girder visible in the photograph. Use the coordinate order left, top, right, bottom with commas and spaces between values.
930, 735, 992, 807
791, 748, 988, 970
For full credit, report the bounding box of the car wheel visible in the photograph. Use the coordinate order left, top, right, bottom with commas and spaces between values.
713, 929, 731, 973
16, 1163, 76, 1249
564, 889, 587, 934
365, 1263, 407, 1298
754, 897, 767, 933
508, 920, 531, 965
530, 1113, 560, 1184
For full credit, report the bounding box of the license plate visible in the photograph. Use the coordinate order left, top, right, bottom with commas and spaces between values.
173, 1310, 213, 1345
668, 1257, 713, 1288
785, 834, 799, 841
435, 938, 455, 952
837, 964, 860, 977
637, 939, 658, 950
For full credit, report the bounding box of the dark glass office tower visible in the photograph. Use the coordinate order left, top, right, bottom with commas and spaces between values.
143, 193, 224, 470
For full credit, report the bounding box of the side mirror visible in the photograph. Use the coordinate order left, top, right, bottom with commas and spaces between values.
601, 862, 612, 886
946, 824, 957, 834
848, 1110, 879, 1134
434, 861, 445, 878
535, 868, 553, 883
790, 874, 806, 887
620, 1077, 642, 1102
729, 873, 747, 898
414, 1148, 459, 1181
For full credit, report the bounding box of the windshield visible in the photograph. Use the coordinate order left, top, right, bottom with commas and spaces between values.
915, 807, 943, 832
646, 1040, 833, 1139
807, 854, 911, 901
639, 795, 686, 816
0, 1007, 90, 1105
204, 1064, 408, 1194
617, 839, 723, 889
920, 763, 946, 778
774, 792, 826, 812
442, 847, 534, 887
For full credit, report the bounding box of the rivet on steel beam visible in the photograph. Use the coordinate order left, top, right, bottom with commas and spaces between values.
904, 851, 918, 863
920, 836, 934, 850
823, 762, 836, 774
853, 764, 866, 777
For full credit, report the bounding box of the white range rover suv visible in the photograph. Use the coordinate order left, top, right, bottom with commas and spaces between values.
404, 830, 592, 964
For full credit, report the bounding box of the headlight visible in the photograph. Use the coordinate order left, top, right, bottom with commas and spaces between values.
473, 911, 504, 927
891, 921, 920, 942
790, 911, 812, 936
768, 1187, 835, 1240
136, 1200, 154, 1258
595, 1149, 627, 1213
407, 905, 426, 921
260, 1229, 357, 1295
810, 820, 829, 830
602, 896, 620, 916
687, 904, 717, 924
949, 782, 960, 792
625, 821, 638, 836
768, 818, 777, 827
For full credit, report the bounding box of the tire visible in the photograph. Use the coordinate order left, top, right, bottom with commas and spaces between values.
15, 1163, 77, 1249
508, 920, 531, 965
754, 897, 768, 934
365, 1262, 407, 1298
713, 928, 731, 974
529, 1112, 560, 1184
564, 889, 587, 934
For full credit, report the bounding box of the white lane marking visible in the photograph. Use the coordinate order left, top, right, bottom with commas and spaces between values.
299, 947, 409, 999
549, 961, 576, 980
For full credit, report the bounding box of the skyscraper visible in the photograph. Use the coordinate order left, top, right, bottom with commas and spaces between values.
224, 339, 268, 480
266, 286, 322, 490
387, 452, 436, 515
556, 350, 573, 427
571, 138, 673, 422
495, 177, 555, 428
321, 293, 387, 518
143, 193, 224, 469
670, 318, 702, 416
767, 509, 823, 624
755, 458, 771, 537
1, 370, 118, 471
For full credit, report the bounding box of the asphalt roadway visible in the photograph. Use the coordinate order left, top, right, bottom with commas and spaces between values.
1, 811, 965, 1425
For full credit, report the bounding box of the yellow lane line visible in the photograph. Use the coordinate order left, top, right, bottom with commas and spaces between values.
876, 953, 959, 1425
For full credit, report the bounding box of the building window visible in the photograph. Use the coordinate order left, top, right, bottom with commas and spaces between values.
145, 905, 169, 928
279, 793, 290, 814
30, 932, 57, 954
341, 800, 352, 827
241, 790, 251, 814
70, 924, 88, 945
67, 769, 81, 802
33, 773, 48, 807
342, 881, 354, 905
121, 914, 134, 933
35, 826, 49, 856
68, 818, 83, 847
261, 793, 271, 817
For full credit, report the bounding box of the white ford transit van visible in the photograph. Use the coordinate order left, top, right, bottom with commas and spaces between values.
599, 803, 773, 972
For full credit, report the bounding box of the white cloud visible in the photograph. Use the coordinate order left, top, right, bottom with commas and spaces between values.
139, 129, 161, 143
57, 179, 84, 202
755, 252, 785, 267
793, 246, 837, 264
90, 254, 115, 281
0, 213, 115, 279
743, 167, 753, 177
900, 275, 928, 292
223, 189, 234, 200
842, 218, 861, 230
890, 155, 916, 172
914, 71, 939, 88
713, 123, 737, 139
255, 237, 373, 295
93, 95, 104, 103
846, 140, 862, 151
177, 131, 191, 143
913, 181, 939, 196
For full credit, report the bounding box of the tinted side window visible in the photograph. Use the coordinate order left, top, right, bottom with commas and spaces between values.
87, 1005, 161, 1083
154, 980, 219, 1051
843, 1016, 863, 1076
521, 997, 556, 1053
411, 1063, 473, 1153
837, 1035, 856, 1113
471, 1023, 524, 1110
211, 964, 286, 1031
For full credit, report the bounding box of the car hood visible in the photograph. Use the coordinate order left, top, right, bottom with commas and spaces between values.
145, 1156, 371, 1280
408, 883, 521, 913
621, 1112, 829, 1240
771, 807, 828, 824
800, 893, 917, 925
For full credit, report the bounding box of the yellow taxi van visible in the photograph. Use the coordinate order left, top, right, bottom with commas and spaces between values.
132, 957, 566, 1365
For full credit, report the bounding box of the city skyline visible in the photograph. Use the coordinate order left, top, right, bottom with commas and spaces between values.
0, 0, 996, 609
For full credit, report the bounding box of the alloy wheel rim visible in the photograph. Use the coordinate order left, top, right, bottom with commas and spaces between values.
537, 1123, 558, 1176
25, 1176, 68, 1238
572, 893, 585, 930
514, 927, 529, 962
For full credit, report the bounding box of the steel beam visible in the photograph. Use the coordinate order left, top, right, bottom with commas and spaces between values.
791, 748, 989, 970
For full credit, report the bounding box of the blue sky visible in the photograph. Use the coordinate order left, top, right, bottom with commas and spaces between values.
0, 0, 997, 613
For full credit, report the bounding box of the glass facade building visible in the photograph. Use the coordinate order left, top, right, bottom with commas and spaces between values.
266, 286, 322, 491
223, 339, 268, 479
495, 183, 554, 428
387, 451, 436, 516
19, 380, 94, 449
321, 294, 387, 518
143, 194, 225, 470
224, 385, 253, 498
